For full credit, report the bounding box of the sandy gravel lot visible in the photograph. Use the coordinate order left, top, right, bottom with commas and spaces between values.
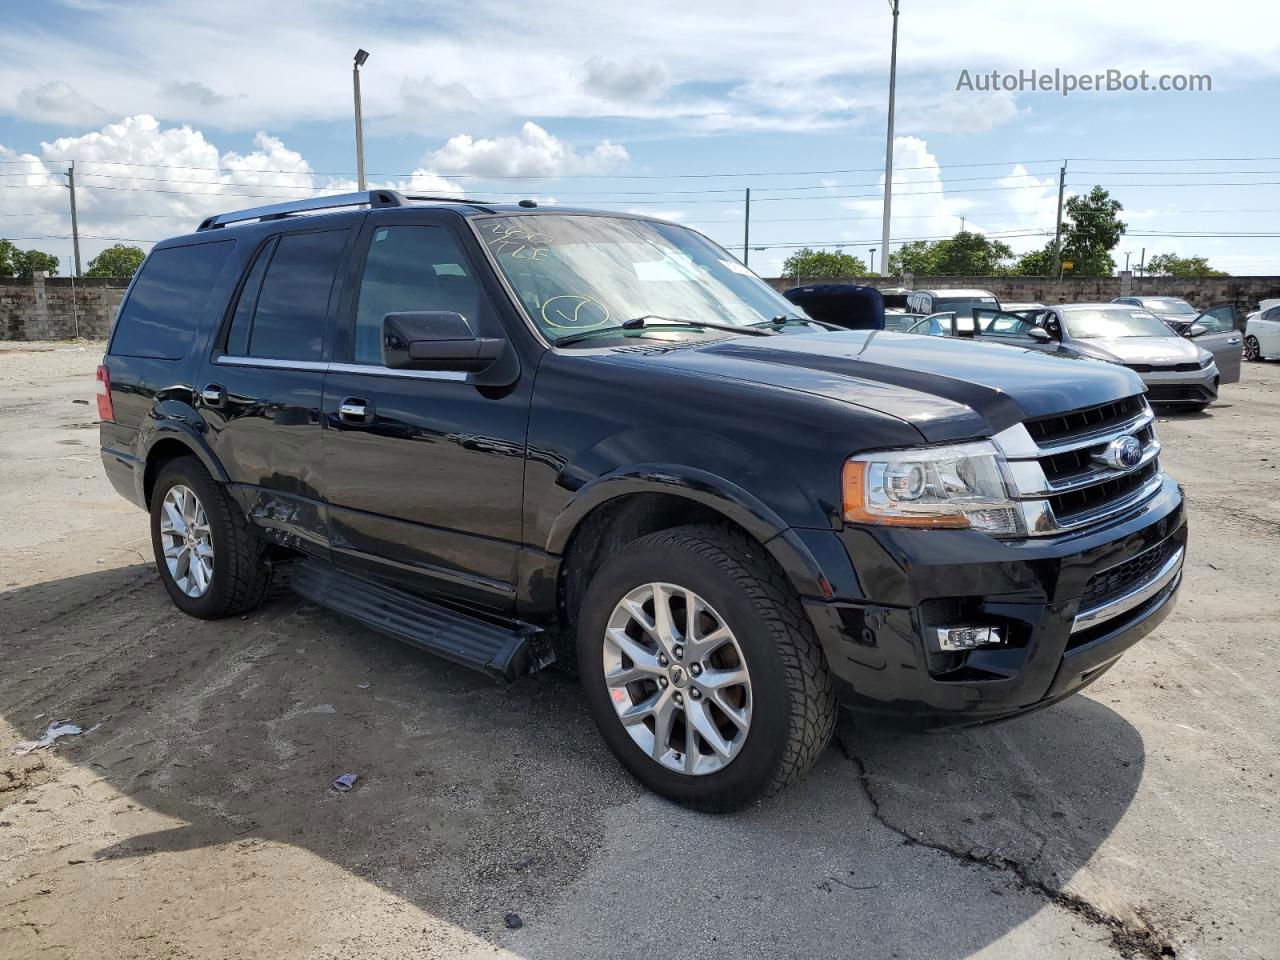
2, 340, 1278, 960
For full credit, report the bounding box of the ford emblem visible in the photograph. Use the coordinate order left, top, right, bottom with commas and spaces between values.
1096, 435, 1144, 471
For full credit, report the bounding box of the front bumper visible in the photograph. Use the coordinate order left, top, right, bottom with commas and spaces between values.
1136, 365, 1217, 405
798, 473, 1186, 727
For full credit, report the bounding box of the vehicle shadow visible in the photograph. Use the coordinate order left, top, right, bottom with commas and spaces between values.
1, 564, 1147, 959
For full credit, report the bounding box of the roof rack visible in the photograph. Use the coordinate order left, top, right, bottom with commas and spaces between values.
195, 189, 497, 231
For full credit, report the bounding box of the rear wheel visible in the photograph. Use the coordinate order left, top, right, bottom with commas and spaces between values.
577, 525, 836, 812
150, 456, 272, 619
1245, 336, 1262, 361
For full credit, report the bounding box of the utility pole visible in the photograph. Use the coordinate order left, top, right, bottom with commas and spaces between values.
1051, 160, 1067, 279
879, 0, 900, 276
1124, 251, 1131, 272
353, 49, 370, 191
66, 161, 81, 278
742, 187, 751, 265
1139, 247, 1146, 277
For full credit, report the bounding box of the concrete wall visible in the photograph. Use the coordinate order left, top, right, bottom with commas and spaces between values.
766, 274, 1280, 313
0, 274, 129, 341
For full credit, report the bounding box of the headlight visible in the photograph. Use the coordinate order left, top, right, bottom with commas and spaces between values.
842, 440, 1023, 535
1198, 354, 1214, 369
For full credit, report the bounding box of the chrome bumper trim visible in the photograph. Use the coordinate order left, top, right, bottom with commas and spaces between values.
1072, 546, 1184, 634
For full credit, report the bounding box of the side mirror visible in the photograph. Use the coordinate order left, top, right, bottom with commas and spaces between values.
382, 311, 506, 372
1187, 323, 1208, 339
1027, 326, 1053, 343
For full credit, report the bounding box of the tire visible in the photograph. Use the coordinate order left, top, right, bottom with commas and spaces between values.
150, 456, 272, 619
1244, 336, 1261, 362
576, 525, 836, 812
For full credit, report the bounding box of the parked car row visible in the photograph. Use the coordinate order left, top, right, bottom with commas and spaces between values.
780, 284, 1255, 412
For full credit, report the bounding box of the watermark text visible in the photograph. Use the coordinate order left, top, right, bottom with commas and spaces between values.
956, 68, 1211, 96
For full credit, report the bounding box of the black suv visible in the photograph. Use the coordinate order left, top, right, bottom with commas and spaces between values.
98, 191, 1187, 811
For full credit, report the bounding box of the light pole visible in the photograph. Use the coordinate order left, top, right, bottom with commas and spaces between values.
353, 49, 370, 191
879, 0, 900, 277
869, 247, 877, 275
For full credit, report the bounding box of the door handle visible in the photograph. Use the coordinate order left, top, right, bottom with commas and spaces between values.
1227, 337, 1241, 345
200, 383, 226, 408
338, 397, 374, 424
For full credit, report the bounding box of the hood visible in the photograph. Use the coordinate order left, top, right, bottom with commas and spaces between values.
1074, 336, 1204, 364
603, 330, 1144, 443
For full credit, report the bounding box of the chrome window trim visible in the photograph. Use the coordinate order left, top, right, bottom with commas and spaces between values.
214, 355, 468, 382
1072, 546, 1184, 633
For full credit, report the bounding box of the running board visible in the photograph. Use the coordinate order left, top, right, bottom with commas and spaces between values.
291, 560, 551, 681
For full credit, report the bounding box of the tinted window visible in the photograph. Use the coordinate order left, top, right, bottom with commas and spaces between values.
353, 225, 485, 364
109, 241, 234, 359
1265, 306, 1280, 322
225, 237, 276, 356
248, 230, 348, 361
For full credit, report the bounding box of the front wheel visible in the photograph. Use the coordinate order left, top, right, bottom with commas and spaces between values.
577, 526, 836, 812
1245, 336, 1262, 362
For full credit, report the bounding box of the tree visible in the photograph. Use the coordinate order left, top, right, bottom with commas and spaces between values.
1013, 186, 1127, 276
887, 231, 1014, 276
1060, 186, 1125, 276
12, 248, 59, 280
1144, 252, 1228, 278
86, 244, 147, 278
0, 239, 17, 277
1014, 245, 1055, 276
781, 247, 869, 279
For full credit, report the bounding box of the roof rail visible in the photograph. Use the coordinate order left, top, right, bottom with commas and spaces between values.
401, 194, 498, 213
196, 189, 408, 231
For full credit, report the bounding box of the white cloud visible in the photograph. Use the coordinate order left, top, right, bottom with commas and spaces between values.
581, 58, 671, 101
162, 81, 235, 107
14, 82, 108, 127
427, 122, 629, 178
0, 115, 461, 268
398, 76, 482, 119
900, 90, 1023, 135
845, 136, 975, 245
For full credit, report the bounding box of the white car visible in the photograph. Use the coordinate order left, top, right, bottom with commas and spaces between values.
1245, 299, 1280, 361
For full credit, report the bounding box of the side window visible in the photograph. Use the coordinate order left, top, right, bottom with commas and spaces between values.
224, 237, 276, 356
1196, 307, 1233, 334
1264, 306, 1280, 322
109, 241, 235, 359
352, 224, 489, 365
225, 229, 348, 361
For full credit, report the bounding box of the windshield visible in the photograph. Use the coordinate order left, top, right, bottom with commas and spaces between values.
1140, 298, 1197, 315
933, 296, 999, 317
479, 214, 810, 342
1063, 308, 1176, 339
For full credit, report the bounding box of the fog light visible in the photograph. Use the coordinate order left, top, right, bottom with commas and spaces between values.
935, 625, 1004, 652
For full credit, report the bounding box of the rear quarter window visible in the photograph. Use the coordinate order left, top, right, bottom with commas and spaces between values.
109, 240, 235, 360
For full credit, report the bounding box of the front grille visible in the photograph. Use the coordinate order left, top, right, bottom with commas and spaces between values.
1126, 362, 1202, 373
1046, 461, 1158, 522
1079, 536, 1180, 612
997, 393, 1164, 536
1039, 425, 1155, 485
1147, 383, 1214, 403
1024, 395, 1146, 447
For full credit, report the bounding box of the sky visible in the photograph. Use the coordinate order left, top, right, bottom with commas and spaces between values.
2, 0, 1280, 279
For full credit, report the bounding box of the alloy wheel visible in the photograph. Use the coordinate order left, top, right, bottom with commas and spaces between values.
159, 484, 214, 598
602, 582, 752, 775
1245, 336, 1260, 361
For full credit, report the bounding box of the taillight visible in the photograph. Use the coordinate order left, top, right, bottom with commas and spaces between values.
95, 364, 115, 422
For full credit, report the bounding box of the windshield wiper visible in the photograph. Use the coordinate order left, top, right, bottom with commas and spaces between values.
553, 315, 770, 347
751, 314, 840, 332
